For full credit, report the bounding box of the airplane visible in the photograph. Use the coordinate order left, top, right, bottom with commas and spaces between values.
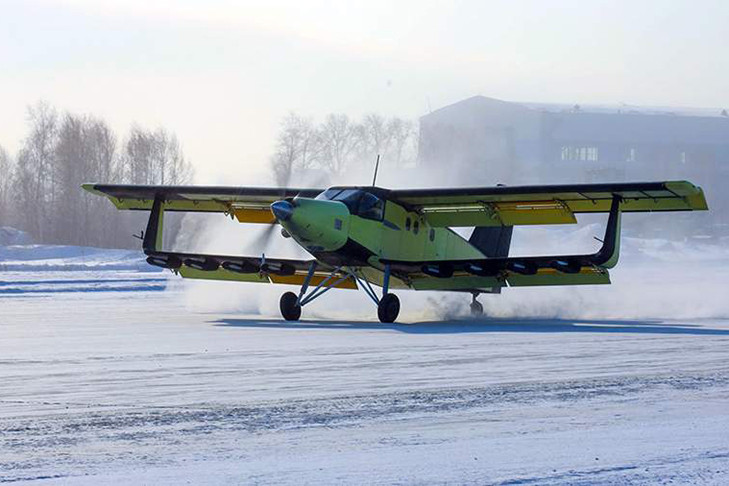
83, 180, 708, 323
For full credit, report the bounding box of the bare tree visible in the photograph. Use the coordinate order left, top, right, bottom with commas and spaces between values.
13, 101, 58, 241
122, 125, 193, 185
157, 131, 192, 185
54, 113, 86, 243
317, 114, 359, 175
53, 113, 122, 245
123, 125, 155, 184
83, 117, 120, 246
269, 112, 418, 185
270, 113, 320, 185
357, 113, 392, 164
387, 117, 416, 168
0, 145, 14, 226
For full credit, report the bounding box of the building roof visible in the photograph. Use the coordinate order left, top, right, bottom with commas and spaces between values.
422, 96, 729, 145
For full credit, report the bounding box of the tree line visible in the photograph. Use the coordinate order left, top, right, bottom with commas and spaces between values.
0, 102, 193, 248
270, 113, 418, 185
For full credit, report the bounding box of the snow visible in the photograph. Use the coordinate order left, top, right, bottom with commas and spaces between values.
2, 240, 729, 484
0, 227, 32, 246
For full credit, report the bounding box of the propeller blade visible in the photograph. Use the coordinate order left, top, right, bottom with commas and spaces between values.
248, 223, 278, 253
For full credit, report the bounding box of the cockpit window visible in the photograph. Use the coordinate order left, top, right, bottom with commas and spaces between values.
358, 192, 385, 221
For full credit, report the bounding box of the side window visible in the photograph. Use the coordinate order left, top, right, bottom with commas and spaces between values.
413, 220, 419, 235
405, 218, 411, 231
429, 228, 435, 242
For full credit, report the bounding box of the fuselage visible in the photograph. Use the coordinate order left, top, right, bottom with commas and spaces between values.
271, 187, 485, 285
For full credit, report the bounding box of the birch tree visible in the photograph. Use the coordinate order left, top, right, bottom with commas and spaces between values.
0, 146, 14, 226
13, 102, 58, 240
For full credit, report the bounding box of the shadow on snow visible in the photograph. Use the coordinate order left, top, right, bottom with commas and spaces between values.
213, 316, 729, 336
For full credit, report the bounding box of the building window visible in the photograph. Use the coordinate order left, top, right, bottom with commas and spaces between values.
561, 145, 599, 161
429, 228, 435, 242
413, 220, 420, 235
405, 217, 411, 231
626, 148, 636, 162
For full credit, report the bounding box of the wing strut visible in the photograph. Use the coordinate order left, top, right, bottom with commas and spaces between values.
142, 195, 165, 254
592, 195, 622, 268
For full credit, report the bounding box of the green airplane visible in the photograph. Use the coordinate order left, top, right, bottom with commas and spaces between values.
83, 180, 707, 323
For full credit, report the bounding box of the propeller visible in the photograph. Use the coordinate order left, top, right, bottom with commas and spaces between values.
249, 223, 279, 253
248, 160, 298, 253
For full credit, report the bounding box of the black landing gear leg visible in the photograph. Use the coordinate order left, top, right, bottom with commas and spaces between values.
470, 292, 484, 317
280, 263, 354, 321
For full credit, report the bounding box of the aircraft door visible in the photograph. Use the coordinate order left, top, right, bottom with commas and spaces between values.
379, 201, 402, 259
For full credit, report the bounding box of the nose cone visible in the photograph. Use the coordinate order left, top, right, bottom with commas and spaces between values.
270, 200, 294, 221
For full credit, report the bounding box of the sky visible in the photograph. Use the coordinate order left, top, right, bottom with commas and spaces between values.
1, 0, 728, 184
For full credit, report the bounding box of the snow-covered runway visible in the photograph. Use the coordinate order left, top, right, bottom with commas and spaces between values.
2, 240, 729, 484
3, 286, 729, 484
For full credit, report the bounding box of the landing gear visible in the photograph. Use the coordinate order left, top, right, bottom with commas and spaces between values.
276, 262, 402, 323
470, 292, 483, 316
277, 262, 351, 322
377, 294, 400, 323
280, 291, 302, 321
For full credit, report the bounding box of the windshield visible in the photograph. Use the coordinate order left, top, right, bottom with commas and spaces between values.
358, 192, 384, 221
315, 188, 343, 200
333, 189, 362, 213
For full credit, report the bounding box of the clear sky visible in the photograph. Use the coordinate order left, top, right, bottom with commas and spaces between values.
1, 0, 727, 183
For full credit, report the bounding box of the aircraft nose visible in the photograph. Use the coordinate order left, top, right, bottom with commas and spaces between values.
270, 200, 294, 222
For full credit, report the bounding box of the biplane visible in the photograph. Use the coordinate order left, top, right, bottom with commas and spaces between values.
83, 180, 707, 322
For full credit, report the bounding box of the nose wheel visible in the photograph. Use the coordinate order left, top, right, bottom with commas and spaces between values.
280, 291, 302, 321
377, 294, 400, 323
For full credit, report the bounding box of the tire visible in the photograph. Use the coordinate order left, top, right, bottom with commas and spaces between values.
377, 293, 400, 323
470, 301, 484, 316
280, 291, 302, 321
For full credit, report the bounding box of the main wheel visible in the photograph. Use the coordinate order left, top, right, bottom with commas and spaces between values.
470, 300, 484, 316
280, 291, 302, 321
377, 293, 400, 323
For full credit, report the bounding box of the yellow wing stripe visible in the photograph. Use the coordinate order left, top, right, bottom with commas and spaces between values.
178, 266, 358, 289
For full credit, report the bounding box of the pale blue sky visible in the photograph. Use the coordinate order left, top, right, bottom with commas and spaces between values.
1, 0, 727, 183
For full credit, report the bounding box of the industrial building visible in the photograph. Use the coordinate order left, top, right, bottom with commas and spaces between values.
418, 96, 728, 230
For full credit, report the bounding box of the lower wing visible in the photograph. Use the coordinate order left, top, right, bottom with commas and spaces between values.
148, 250, 357, 289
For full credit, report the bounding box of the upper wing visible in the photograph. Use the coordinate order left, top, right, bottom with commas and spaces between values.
388, 180, 708, 227
82, 184, 323, 223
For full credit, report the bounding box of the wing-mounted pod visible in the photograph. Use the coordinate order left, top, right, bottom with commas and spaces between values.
589, 194, 622, 269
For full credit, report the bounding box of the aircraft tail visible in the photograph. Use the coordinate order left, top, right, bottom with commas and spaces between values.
469, 225, 513, 258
